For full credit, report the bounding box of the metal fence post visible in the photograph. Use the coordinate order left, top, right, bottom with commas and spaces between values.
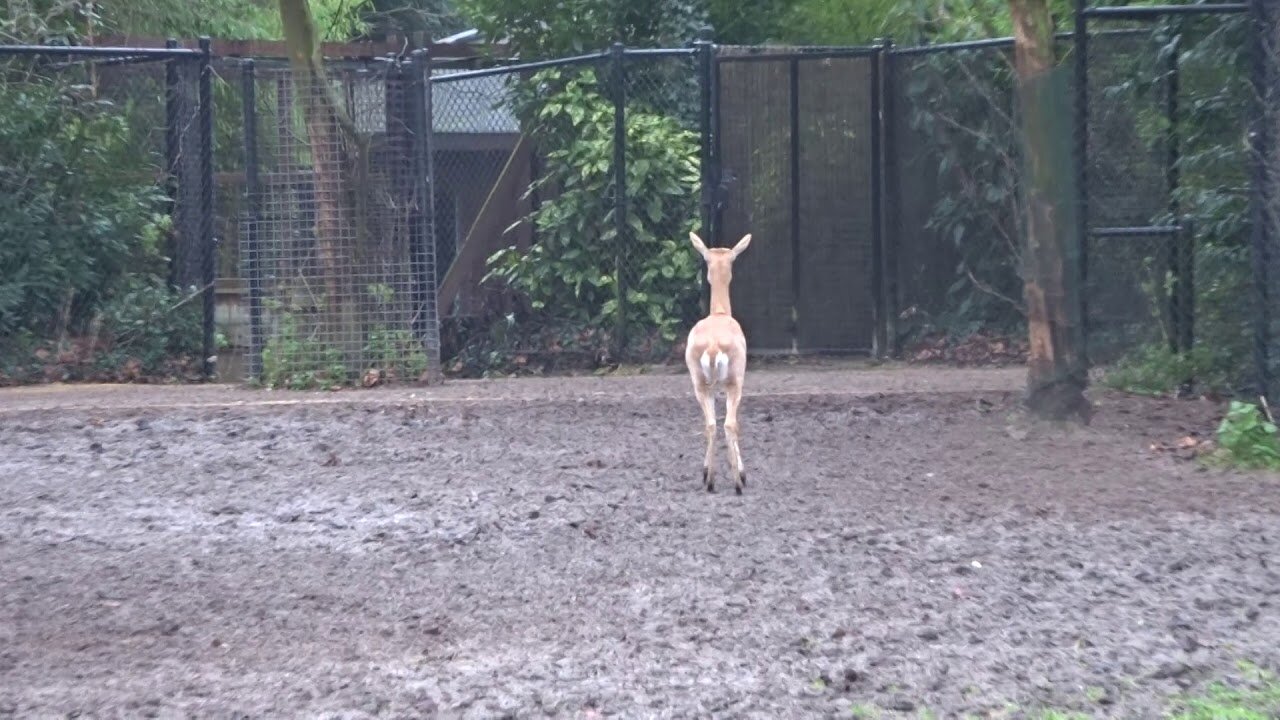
881, 38, 902, 359
1249, 0, 1274, 400
695, 27, 715, 244
694, 26, 715, 318
789, 57, 801, 352
611, 42, 628, 358
1074, 0, 1091, 369
241, 59, 264, 382
870, 39, 888, 359
1165, 24, 1191, 354
198, 36, 216, 380
409, 48, 441, 377
164, 38, 181, 290
1178, 220, 1195, 357
711, 49, 725, 249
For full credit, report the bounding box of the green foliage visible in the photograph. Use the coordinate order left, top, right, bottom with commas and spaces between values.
1102, 343, 1235, 397
260, 310, 349, 390
95, 276, 205, 372
15, 0, 376, 43
363, 283, 430, 381
364, 325, 430, 379
767, 0, 1080, 47
363, 0, 469, 41
1170, 663, 1280, 719
483, 68, 701, 357
706, 0, 790, 44
458, 0, 705, 57
0, 78, 171, 338
899, 47, 1026, 340
1214, 401, 1280, 470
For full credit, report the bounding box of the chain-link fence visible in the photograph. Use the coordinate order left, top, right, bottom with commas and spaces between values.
432, 48, 706, 376
885, 10, 1265, 391
231, 56, 441, 389
8, 17, 1280, 394
1250, 0, 1280, 402
0, 43, 215, 383
1079, 4, 1257, 396
1082, 26, 1176, 365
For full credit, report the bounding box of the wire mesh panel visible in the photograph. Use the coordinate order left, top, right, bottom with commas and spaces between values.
1259, 1, 1280, 400
716, 52, 795, 353
1084, 12, 1255, 388
238, 58, 441, 389
715, 49, 878, 354
1084, 28, 1176, 363
796, 55, 876, 352
0, 46, 213, 383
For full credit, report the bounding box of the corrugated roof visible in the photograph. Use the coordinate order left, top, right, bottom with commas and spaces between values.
432, 68, 519, 134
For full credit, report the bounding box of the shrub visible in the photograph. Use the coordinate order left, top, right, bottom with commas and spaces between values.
0, 79, 171, 339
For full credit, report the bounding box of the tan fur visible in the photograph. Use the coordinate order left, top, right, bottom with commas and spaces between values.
684, 232, 752, 494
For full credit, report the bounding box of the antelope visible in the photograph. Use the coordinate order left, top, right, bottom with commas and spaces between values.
685, 231, 752, 495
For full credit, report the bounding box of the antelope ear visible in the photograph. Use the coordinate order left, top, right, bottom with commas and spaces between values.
729, 233, 752, 258
689, 231, 710, 259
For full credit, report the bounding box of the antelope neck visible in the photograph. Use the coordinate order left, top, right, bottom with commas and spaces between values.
708, 284, 732, 316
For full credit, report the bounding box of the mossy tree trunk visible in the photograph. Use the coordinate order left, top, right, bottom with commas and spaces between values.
278, 0, 371, 365
1010, 0, 1091, 422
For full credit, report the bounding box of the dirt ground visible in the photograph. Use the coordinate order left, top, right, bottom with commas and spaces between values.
1, 364, 1278, 719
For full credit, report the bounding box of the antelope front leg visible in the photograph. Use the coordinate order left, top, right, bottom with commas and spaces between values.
693, 381, 718, 492
724, 381, 745, 495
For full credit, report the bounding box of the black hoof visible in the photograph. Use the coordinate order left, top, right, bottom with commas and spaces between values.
702, 467, 713, 492
740, 472, 747, 487
735, 485, 743, 496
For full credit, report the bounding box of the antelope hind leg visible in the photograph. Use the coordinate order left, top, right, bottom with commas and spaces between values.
724, 381, 745, 494
693, 380, 718, 492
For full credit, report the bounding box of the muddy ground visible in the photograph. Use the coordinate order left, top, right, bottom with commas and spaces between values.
1, 365, 1278, 719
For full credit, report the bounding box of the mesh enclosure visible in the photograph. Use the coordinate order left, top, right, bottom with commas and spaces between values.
235, 58, 441, 388
433, 51, 704, 375
715, 49, 878, 354
0, 47, 213, 379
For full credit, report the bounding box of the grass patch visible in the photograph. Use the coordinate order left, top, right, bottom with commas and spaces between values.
842, 663, 1280, 718
1169, 663, 1280, 719
1101, 343, 1233, 397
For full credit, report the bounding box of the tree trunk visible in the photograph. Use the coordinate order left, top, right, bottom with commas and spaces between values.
1010, 0, 1091, 422
279, 0, 370, 363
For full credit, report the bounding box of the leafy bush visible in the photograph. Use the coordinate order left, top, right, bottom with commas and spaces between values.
0, 80, 172, 339
260, 310, 349, 390
1102, 343, 1235, 397
1215, 401, 1280, 470
483, 68, 701, 361
96, 276, 204, 372
899, 46, 1025, 340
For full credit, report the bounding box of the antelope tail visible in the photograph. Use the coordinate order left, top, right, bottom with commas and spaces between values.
699, 349, 731, 385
